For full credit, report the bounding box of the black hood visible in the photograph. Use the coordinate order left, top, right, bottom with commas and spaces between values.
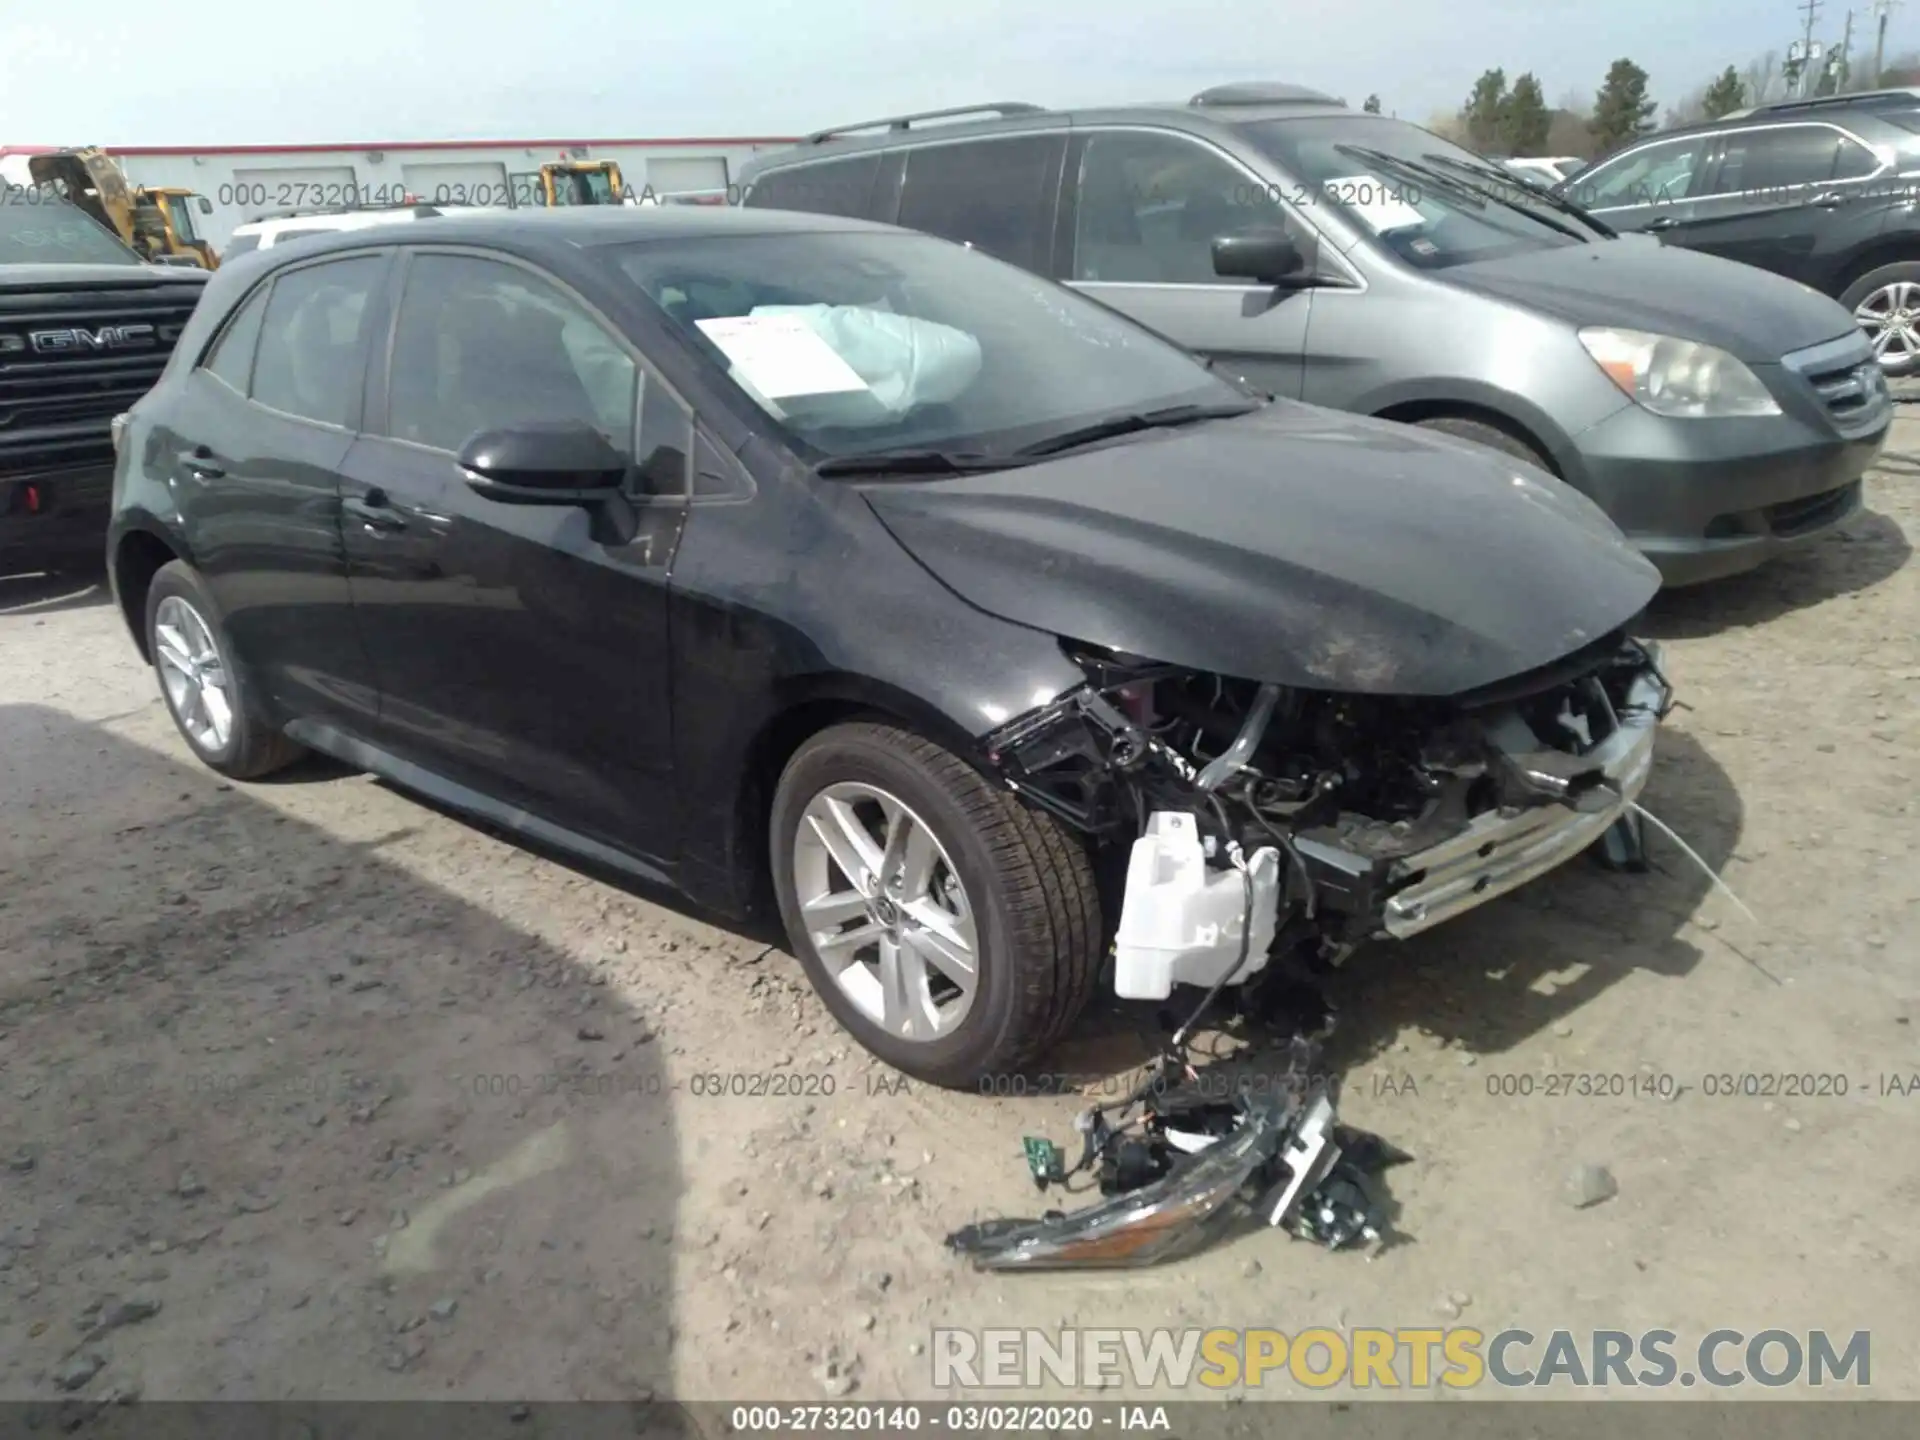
861, 402, 1660, 697
0, 263, 207, 287
1442, 235, 1855, 362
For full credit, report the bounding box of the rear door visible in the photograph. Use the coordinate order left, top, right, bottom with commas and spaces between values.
338, 246, 688, 859
1670, 122, 1890, 286
1060, 128, 1319, 398
881, 133, 1067, 275
157, 250, 391, 729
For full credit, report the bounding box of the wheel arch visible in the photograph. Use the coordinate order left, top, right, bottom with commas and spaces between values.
110, 518, 191, 663
1370, 395, 1565, 477
1834, 239, 1920, 299
715, 672, 1007, 918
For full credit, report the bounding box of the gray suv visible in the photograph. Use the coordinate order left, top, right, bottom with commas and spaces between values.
739, 83, 1891, 586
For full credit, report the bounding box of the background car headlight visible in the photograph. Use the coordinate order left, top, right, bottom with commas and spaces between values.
1578, 327, 1781, 418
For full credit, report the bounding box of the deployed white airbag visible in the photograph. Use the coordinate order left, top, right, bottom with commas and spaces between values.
698, 304, 982, 426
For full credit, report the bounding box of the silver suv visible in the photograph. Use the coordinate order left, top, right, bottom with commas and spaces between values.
739, 83, 1890, 586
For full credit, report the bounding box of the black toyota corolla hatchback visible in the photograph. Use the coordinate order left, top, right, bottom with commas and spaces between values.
109, 207, 1675, 1087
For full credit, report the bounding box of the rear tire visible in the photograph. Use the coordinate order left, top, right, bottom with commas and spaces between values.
769, 721, 1101, 1089
1838, 261, 1920, 376
1412, 415, 1555, 474
145, 560, 304, 781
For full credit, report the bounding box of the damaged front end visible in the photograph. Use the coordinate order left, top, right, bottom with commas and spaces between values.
983, 629, 1675, 1001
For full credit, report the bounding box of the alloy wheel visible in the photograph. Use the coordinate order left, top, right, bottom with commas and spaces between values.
1854, 281, 1920, 370
153, 594, 234, 754
791, 781, 980, 1042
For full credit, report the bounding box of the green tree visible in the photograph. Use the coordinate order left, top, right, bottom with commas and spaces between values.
1501, 72, 1551, 155
1701, 65, 1747, 118
1363, 93, 1382, 114
1463, 68, 1509, 150
1590, 58, 1657, 152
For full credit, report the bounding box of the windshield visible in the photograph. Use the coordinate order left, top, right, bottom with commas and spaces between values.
1236, 114, 1606, 269
613, 231, 1251, 461
0, 191, 142, 265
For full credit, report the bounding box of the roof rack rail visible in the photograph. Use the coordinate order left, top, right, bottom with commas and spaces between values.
1189, 82, 1345, 107
247, 202, 442, 224
804, 102, 1047, 145
1741, 86, 1920, 116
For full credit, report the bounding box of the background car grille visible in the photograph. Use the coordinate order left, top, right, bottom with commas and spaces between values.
1802, 356, 1884, 421
1780, 333, 1888, 431
0, 280, 203, 477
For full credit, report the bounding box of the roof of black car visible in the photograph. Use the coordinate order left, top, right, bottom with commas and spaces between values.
257, 204, 894, 260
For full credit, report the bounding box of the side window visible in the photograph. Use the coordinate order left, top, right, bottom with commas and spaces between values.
743, 156, 882, 218
383, 253, 637, 456
1071, 131, 1297, 286
1570, 139, 1707, 210
633, 370, 694, 499
250, 255, 383, 428
1833, 135, 1881, 181
895, 135, 1067, 273
200, 283, 270, 395
1713, 125, 1844, 193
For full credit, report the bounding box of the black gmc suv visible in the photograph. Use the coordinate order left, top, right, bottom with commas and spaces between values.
2, 189, 207, 575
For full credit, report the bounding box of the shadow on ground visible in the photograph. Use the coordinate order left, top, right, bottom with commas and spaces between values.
0, 565, 113, 620
0, 705, 682, 1407
1637, 507, 1911, 640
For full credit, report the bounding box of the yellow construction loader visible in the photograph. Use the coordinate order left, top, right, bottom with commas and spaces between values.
26, 148, 219, 268
538, 159, 627, 206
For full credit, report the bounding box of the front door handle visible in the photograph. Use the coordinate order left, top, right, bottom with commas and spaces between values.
178, 446, 225, 481
1644, 215, 1679, 232
343, 489, 408, 532
1809, 191, 1847, 209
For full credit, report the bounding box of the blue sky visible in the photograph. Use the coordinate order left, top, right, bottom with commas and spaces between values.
4, 0, 1916, 144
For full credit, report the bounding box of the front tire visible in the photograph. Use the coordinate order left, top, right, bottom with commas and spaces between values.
1413, 415, 1555, 474
145, 560, 303, 780
1839, 262, 1920, 375
769, 722, 1101, 1089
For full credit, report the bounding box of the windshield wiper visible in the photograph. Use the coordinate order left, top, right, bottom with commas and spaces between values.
1416, 152, 1616, 239
813, 448, 1016, 478
1009, 402, 1256, 459
1334, 144, 1491, 213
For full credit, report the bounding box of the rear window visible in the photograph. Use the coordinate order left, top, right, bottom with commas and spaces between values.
0, 193, 142, 265
743, 156, 882, 217
223, 232, 262, 257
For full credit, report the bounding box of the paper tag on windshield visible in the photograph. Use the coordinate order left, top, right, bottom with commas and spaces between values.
1321, 175, 1425, 233
694, 314, 869, 399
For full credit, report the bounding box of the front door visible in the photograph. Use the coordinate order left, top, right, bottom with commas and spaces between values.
340, 247, 689, 859
1060, 129, 1318, 398
1566, 132, 1717, 245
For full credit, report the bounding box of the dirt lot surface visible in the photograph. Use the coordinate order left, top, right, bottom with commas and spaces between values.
2, 424, 1917, 1409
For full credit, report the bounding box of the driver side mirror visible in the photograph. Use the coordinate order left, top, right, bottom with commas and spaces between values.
458, 421, 632, 506
196, 196, 213, 215
1212, 229, 1317, 287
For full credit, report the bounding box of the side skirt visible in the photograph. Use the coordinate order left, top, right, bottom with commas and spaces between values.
284, 719, 676, 890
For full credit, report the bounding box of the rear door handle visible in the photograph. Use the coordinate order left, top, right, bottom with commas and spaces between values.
343, 489, 408, 533
1809, 191, 1847, 208
178, 446, 225, 481
1643, 215, 1679, 232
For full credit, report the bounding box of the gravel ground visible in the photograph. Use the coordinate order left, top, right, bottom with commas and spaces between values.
1, 424, 1916, 1407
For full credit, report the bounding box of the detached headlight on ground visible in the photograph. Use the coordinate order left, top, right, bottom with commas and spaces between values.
1579, 327, 1781, 418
